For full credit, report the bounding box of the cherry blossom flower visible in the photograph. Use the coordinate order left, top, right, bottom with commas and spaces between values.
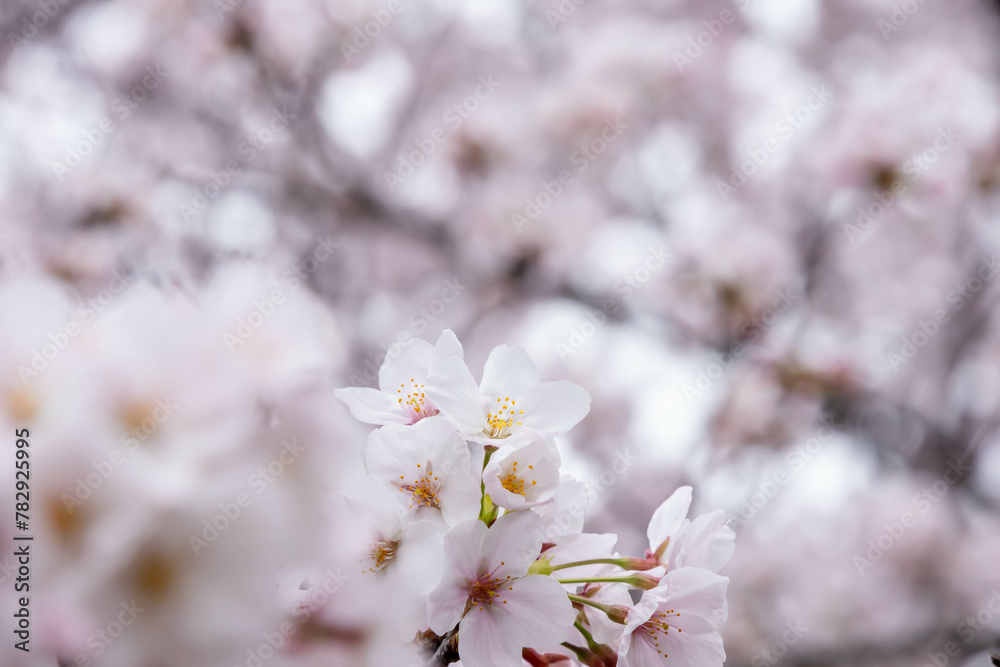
365, 415, 480, 526
647, 486, 735, 574
335, 329, 463, 425
483, 430, 562, 510
618, 567, 729, 667
427, 344, 591, 443
427, 511, 577, 667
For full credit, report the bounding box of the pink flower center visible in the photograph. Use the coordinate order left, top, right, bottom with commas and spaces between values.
638, 607, 682, 658
365, 540, 398, 573
468, 573, 513, 610
396, 379, 438, 423
398, 463, 441, 509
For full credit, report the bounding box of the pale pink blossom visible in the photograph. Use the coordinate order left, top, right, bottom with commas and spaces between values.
427, 511, 576, 667
618, 568, 729, 667
335, 330, 463, 425
647, 486, 735, 574
427, 344, 591, 443
483, 430, 562, 510
365, 415, 480, 526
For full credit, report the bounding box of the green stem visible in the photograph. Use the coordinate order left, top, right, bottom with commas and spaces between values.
478, 448, 495, 524
567, 594, 612, 613
560, 573, 660, 590
560, 577, 638, 586
552, 556, 657, 572
574, 621, 599, 650
553, 558, 619, 572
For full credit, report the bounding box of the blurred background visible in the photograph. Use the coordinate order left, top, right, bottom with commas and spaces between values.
2, 0, 1000, 665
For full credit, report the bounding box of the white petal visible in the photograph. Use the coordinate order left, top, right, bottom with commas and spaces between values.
647, 486, 692, 552
659, 567, 729, 630
535, 474, 589, 536
396, 520, 446, 595
519, 381, 591, 434
428, 519, 489, 634
500, 575, 576, 651
427, 356, 488, 435
672, 510, 735, 573
427, 574, 471, 635
621, 634, 670, 667
657, 628, 725, 667
364, 423, 429, 484
438, 468, 482, 526
444, 518, 489, 581
434, 329, 464, 363
334, 387, 409, 425
458, 607, 522, 667
378, 337, 435, 392
480, 345, 540, 400
481, 511, 544, 578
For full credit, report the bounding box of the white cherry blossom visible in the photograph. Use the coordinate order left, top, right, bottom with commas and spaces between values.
335, 329, 463, 425
365, 415, 480, 526
618, 567, 729, 667
427, 511, 577, 667
483, 430, 562, 510
647, 486, 735, 574
427, 344, 591, 443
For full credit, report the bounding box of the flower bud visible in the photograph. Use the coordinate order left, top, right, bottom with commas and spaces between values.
625, 573, 661, 590
618, 557, 660, 571
604, 605, 631, 625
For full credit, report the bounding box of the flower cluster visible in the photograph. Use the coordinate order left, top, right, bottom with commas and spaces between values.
334, 331, 735, 666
